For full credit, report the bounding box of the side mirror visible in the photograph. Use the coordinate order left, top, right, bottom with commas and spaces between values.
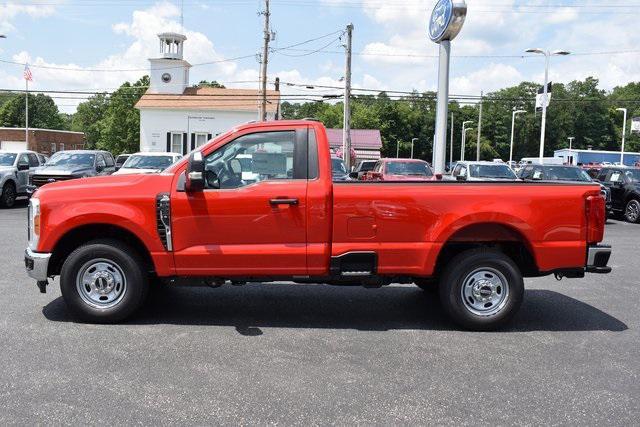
96, 164, 104, 173
185, 151, 205, 192
349, 171, 358, 179
17, 162, 29, 171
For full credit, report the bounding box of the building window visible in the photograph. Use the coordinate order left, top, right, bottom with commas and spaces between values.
51, 143, 56, 154
59, 143, 65, 151
195, 133, 208, 148
171, 132, 183, 154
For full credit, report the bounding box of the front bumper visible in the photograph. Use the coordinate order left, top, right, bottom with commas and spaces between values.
24, 248, 52, 282
586, 244, 612, 274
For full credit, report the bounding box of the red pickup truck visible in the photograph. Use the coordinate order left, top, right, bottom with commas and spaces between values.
24, 120, 611, 330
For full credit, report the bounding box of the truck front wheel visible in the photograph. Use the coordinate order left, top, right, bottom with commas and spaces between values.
0, 182, 16, 208
60, 239, 148, 323
439, 248, 523, 331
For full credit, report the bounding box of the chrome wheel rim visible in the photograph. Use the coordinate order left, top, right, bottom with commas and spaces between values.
626, 201, 639, 222
75, 258, 127, 309
460, 267, 509, 316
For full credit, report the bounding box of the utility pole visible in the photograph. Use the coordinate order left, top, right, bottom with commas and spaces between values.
411, 138, 418, 159
568, 137, 574, 150
396, 141, 400, 158
616, 108, 627, 165
274, 77, 280, 120
342, 23, 354, 170
476, 90, 483, 161
259, 0, 270, 121
449, 112, 454, 170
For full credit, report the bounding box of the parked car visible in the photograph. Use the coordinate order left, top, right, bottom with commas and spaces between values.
451, 161, 519, 181
349, 159, 377, 180
594, 167, 640, 223
331, 157, 350, 181
24, 120, 610, 330
518, 164, 612, 215
29, 150, 116, 189
0, 150, 46, 207
113, 152, 182, 175
363, 158, 437, 181
114, 154, 130, 171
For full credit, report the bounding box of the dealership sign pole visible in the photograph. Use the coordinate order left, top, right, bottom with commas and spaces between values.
429, 0, 467, 175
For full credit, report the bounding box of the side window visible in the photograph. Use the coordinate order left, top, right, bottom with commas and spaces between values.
452, 164, 461, 177
532, 166, 544, 180
204, 131, 296, 189
459, 166, 467, 177
608, 170, 623, 183
374, 162, 383, 173
104, 154, 115, 167
27, 153, 39, 167
18, 154, 29, 168
96, 154, 106, 168
597, 169, 609, 182
37, 154, 47, 165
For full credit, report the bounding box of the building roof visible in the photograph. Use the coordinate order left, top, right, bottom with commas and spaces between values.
326, 128, 382, 150
0, 127, 84, 135
135, 86, 280, 113
555, 148, 640, 155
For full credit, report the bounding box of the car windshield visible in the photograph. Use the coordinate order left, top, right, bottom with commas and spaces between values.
543, 166, 591, 182
331, 158, 347, 174
122, 155, 174, 170
625, 169, 640, 182
469, 164, 517, 179
386, 161, 433, 176
0, 153, 17, 166
46, 152, 95, 168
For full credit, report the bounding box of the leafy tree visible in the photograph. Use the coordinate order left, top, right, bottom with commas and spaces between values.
0, 93, 65, 129
96, 75, 149, 154
71, 93, 109, 148
194, 80, 226, 88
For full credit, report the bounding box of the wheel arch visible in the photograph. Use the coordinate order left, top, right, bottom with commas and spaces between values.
432, 222, 539, 278
48, 223, 155, 277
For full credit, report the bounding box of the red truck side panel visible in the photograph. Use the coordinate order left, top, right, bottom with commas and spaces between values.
332, 182, 592, 276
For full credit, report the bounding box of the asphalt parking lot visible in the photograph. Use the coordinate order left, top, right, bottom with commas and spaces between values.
0, 200, 638, 425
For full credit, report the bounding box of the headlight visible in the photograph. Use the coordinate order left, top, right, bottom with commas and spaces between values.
28, 197, 40, 251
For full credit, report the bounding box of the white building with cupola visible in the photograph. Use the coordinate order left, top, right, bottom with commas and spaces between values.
136, 32, 279, 155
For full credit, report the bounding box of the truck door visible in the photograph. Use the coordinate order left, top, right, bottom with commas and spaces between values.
171, 127, 309, 276
15, 153, 31, 193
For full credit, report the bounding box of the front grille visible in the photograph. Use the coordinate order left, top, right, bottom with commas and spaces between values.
31, 175, 76, 188
156, 193, 172, 251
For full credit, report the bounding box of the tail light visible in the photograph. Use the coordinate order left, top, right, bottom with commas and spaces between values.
585, 194, 605, 244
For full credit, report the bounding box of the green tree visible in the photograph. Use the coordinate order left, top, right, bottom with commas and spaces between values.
96, 75, 149, 154
0, 93, 65, 129
194, 80, 226, 88
71, 93, 109, 148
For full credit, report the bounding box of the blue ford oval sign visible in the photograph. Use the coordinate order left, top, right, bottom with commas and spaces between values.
429, 0, 467, 43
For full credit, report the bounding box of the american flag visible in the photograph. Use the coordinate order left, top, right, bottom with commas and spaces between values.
24, 64, 33, 82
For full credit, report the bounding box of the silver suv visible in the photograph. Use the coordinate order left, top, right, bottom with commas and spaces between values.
0, 150, 46, 208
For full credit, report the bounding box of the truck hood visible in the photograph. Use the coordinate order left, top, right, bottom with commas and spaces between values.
34, 172, 174, 201
0, 166, 15, 175
34, 165, 93, 176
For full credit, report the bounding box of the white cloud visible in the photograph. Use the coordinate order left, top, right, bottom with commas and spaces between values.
0, 2, 57, 34
452, 63, 523, 94
546, 7, 579, 24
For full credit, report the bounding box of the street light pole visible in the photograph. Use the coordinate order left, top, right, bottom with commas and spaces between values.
411, 138, 418, 159
525, 48, 570, 161
396, 141, 400, 158
461, 121, 472, 161
568, 137, 574, 150
449, 112, 454, 169
509, 109, 526, 165
616, 108, 627, 165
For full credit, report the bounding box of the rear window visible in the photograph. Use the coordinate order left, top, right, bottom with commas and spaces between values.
469, 164, 517, 179
386, 161, 433, 176
543, 166, 591, 182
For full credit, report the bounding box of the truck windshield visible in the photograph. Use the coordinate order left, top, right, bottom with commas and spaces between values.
357, 161, 376, 172
386, 161, 433, 176
122, 155, 174, 170
543, 166, 591, 182
469, 164, 517, 179
46, 153, 95, 168
0, 153, 17, 166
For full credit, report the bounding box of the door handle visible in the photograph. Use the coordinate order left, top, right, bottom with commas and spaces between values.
269, 198, 299, 206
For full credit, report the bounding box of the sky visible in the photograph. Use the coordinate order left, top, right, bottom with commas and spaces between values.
1, 0, 639, 113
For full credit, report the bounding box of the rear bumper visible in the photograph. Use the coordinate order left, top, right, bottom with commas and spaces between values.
24, 248, 51, 282
586, 244, 612, 274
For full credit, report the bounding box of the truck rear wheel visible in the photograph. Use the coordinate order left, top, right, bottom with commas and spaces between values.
439, 248, 523, 331
60, 239, 148, 323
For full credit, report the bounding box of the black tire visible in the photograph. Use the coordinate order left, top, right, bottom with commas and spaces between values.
624, 199, 640, 223
414, 278, 439, 293
439, 248, 524, 331
60, 239, 149, 323
0, 181, 17, 208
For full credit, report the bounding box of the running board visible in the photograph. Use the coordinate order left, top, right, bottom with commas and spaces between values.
330, 252, 377, 277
